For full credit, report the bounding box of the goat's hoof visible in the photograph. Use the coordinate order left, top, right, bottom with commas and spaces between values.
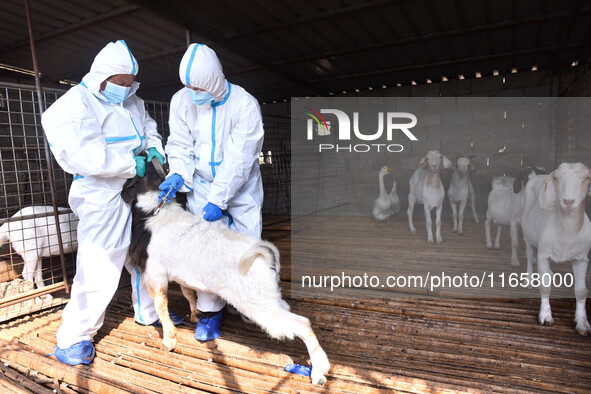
436, 238, 443, 244
510, 261, 520, 268
575, 320, 591, 336
311, 374, 327, 385
452, 227, 458, 233
409, 228, 416, 233
190, 315, 198, 324
163, 337, 177, 351
493, 245, 501, 250
310, 363, 329, 385
458, 230, 463, 235
474, 219, 480, 224
427, 238, 434, 244
486, 243, 493, 249
539, 314, 554, 327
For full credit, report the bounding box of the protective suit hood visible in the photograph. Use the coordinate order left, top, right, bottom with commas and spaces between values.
81, 40, 139, 102
179, 44, 229, 102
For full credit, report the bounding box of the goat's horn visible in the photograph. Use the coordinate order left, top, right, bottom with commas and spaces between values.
151, 157, 168, 178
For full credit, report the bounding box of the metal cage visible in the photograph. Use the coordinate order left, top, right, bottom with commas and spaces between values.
0, 82, 171, 321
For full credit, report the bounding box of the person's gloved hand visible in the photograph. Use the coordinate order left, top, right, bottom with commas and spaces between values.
134, 156, 146, 177
158, 174, 184, 202
202, 202, 222, 222
147, 147, 165, 165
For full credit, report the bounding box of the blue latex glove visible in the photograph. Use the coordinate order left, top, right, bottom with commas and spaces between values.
285, 363, 312, 377
134, 156, 146, 177
158, 173, 184, 202
147, 147, 165, 165
202, 202, 222, 221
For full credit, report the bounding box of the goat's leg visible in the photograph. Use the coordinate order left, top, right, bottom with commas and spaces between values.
537, 254, 554, 326
450, 200, 458, 233
407, 194, 416, 233
509, 221, 520, 267
148, 284, 177, 351
249, 306, 330, 385
485, 213, 493, 248
572, 258, 591, 335
33, 257, 53, 302
423, 205, 434, 243
435, 204, 443, 244
494, 225, 502, 250
180, 285, 198, 323
525, 241, 534, 288
21, 254, 36, 285
457, 199, 467, 235
469, 181, 479, 223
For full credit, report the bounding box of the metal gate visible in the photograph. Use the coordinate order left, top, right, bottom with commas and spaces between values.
0, 82, 170, 322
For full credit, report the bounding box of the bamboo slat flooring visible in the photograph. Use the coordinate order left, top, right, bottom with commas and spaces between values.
0, 216, 589, 393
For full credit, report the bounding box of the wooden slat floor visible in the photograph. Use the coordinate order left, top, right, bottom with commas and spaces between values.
1, 216, 590, 393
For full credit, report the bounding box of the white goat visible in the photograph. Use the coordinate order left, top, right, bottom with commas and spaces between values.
408, 150, 451, 244
520, 162, 591, 335
485, 167, 546, 267
447, 156, 479, 235
0, 206, 78, 295
121, 163, 330, 385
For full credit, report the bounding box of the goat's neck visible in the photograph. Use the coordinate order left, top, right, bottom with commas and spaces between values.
455, 170, 468, 181
379, 173, 387, 195
426, 170, 441, 188
558, 202, 586, 234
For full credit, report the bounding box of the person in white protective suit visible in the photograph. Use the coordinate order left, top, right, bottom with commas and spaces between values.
41, 40, 184, 366
159, 43, 264, 341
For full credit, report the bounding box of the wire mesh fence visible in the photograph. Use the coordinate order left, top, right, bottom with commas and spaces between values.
0, 83, 173, 320
0, 83, 75, 321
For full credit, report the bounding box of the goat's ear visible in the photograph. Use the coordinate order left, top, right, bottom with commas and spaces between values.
419, 156, 427, 167
121, 177, 139, 204
538, 174, 556, 211
513, 169, 528, 193
121, 187, 137, 204
442, 155, 452, 169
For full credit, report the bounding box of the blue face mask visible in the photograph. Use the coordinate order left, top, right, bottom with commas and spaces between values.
189, 89, 214, 106
102, 81, 132, 104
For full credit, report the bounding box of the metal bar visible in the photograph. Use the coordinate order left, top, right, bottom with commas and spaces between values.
131, 0, 322, 96
309, 43, 589, 84
0, 4, 140, 55
0, 209, 73, 225
0, 81, 66, 93
554, 0, 584, 94
0, 283, 66, 309
223, 0, 408, 39
24, 0, 69, 293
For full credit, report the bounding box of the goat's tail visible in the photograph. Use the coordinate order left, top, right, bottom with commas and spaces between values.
238, 241, 280, 277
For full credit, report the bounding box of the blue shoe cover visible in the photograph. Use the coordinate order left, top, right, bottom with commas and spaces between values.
54, 341, 95, 366
194, 311, 222, 341
151, 311, 186, 327
285, 363, 312, 377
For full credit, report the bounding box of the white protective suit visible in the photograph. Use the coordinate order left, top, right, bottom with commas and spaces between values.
42, 40, 165, 348
166, 43, 264, 312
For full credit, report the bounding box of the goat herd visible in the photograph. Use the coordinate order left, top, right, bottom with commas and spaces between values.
373, 149, 591, 335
